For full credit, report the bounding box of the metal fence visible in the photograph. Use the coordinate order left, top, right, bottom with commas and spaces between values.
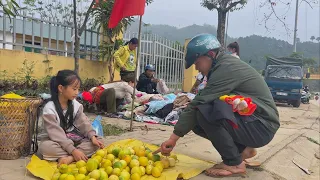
123, 32, 185, 91
0, 10, 185, 90
0, 10, 100, 60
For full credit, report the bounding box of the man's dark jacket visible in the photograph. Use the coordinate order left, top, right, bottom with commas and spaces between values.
137, 73, 158, 94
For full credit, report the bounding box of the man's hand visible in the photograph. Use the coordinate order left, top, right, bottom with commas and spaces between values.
154, 133, 180, 156
72, 149, 88, 161
151, 78, 160, 83
91, 136, 104, 149
121, 67, 126, 71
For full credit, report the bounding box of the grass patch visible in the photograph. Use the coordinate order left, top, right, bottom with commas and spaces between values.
307, 137, 320, 145
102, 124, 126, 136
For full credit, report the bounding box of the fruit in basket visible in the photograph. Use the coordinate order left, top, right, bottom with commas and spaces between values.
113, 161, 123, 170
131, 155, 139, 160
89, 170, 100, 179
93, 156, 102, 164
154, 161, 164, 169
160, 157, 170, 169
135, 149, 145, 157
96, 149, 106, 158
86, 159, 98, 172
139, 166, 146, 176
100, 170, 108, 180
129, 159, 139, 168
151, 166, 161, 178
76, 160, 87, 168
102, 159, 112, 169
106, 154, 115, 162
112, 168, 121, 176
52, 172, 61, 180
150, 154, 161, 162
59, 164, 69, 174
119, 160, 127, 168
112, 147, 121, 157
119, 171, 130, 180
168, 157, 176, 167
71, 168, 79, 175
125, 166, 130, 172
122, 155, 131, 164
105, 166, 113, 175
78, 167, 87, 175
118, 148, 131, 159
109, 175, 119, 180
75, 174, 86, 180
170, 154, 178, 161
145, 165, 153, 175
131, 173, 141, 180
130, 166, 142, 176
65, 174, 76, 180
138, 157, 148, 167
59, 173, 68, 180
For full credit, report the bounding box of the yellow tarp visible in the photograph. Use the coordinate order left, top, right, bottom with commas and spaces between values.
27, 139, 214, 180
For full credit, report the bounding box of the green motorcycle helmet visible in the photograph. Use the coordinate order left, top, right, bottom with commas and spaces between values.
185, 34, 221, 69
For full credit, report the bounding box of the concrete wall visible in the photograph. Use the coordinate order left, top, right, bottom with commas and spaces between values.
0, 49, 111, 81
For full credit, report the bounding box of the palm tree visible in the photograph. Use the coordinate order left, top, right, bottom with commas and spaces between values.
316, 37, 320, 42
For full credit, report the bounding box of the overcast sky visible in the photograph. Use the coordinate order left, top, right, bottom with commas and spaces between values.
142, 0, 320, 43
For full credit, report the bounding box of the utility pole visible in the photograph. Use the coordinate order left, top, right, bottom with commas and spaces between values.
293, 0, 299, 52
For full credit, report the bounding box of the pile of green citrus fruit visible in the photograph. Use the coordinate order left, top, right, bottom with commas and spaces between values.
51, 145, 178, 180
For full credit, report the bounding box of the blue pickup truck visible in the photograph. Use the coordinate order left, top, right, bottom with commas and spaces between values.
263, 56, 303, 107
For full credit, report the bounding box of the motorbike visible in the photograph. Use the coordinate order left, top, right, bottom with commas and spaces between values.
301, 90, 311, 104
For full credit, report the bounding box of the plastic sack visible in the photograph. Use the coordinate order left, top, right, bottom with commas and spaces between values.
91, 115, 104, 137
156, 79, 170, 94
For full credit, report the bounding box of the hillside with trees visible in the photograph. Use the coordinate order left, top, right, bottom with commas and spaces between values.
126, 21, 319, 71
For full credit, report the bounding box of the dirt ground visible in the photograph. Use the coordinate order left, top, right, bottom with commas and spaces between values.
0, 101, 319, 180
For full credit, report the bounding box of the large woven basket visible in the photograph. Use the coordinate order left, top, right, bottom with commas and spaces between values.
0, 97, 42, 160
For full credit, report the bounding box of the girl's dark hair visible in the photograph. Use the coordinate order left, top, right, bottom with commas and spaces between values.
124, 37, 139, 45
227, 42, 240, 56
49, 70, 81, 131
122, 73, 136, 83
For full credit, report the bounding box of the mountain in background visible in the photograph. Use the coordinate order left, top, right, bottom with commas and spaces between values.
126, 20, 319, 70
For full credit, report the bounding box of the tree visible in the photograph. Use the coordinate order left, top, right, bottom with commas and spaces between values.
91, 0, 153, 81
1, 0, 20, 19
290, 52, 317, 67
23, 0, 91, 27
201, 0, 247, 47
70, 0, 97, 73
259, 0, 317, 37
310, 36, 315, 42
316, 37, 320, 42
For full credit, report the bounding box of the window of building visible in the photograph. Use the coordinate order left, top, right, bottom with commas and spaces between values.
25, 41, 41, 53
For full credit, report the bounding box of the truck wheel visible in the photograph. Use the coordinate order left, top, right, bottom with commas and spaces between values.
292, 99, 301, 108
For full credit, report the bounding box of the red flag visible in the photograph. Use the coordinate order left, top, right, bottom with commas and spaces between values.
108, 0, 146, 28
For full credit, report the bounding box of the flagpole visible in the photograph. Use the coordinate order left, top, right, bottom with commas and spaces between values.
129, 15, 143, 131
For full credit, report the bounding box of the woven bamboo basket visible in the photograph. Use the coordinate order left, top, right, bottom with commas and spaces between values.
0, 97, 42, 160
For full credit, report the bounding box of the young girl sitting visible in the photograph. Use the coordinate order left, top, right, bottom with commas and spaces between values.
39, 70, 104, 165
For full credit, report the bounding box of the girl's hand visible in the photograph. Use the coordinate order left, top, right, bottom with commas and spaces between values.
72, 149, 88, 161
92, 136, 104, 149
